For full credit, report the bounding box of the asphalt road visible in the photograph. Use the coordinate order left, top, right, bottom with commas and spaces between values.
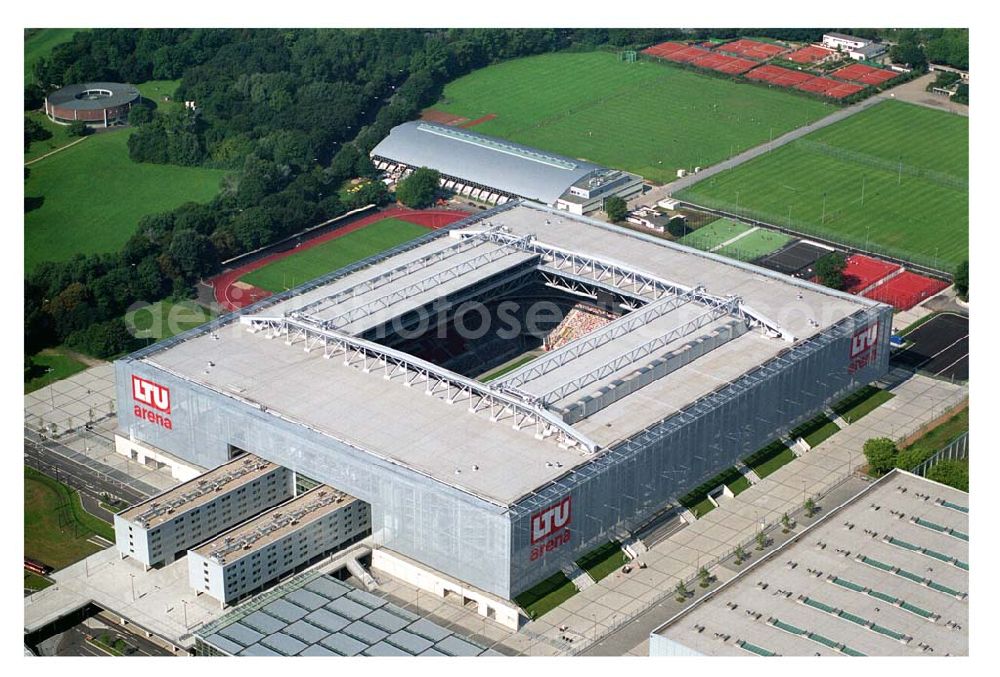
24, 434, 152, 509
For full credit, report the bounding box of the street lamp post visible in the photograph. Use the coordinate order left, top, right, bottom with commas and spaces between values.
130, 573, 136, 602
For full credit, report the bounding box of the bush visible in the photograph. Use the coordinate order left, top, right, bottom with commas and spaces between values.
863, 437, 899, 476
815, 252, 847, 291
926, 459, 968, 492
954, 260, 968, 300
68, 120, 90, 137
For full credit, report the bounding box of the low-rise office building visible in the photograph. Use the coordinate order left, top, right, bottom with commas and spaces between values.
188, 486, 371, 606
114, 455, 294, 567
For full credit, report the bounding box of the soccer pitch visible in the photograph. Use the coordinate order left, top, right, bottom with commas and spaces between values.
677, 101, 968, 269
25, 129, 228, 273
239, 218, 432, 293
431, 51, 833, 185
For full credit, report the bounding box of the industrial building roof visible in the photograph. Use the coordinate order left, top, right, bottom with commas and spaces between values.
135, 202, 878, 507
196, 570, 499, 656
650, 470, 968, 657
119, 454, 280, 529
194, 486, 360, 565
371, 121, 615, 205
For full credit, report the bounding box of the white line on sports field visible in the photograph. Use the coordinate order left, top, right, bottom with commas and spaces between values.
710, 226, 758, 252
25, 136, 88, 166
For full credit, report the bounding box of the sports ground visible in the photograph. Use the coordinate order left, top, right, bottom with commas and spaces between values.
430, 51, 833, 184
211, 207, 470, 310
25, 129, 228, 272
676, 218, 791, 262
676, 101, 968, 269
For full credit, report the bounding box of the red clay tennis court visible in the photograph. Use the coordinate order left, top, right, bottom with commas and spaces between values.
832, 63, 898, 86
690, 51, 757, 75
842, 254, 902, 294
794, 77, 864, 99
642, 41, 714, 64
863, 271, 950, 310
785, 45, 835, 64
745, 64, 815, 87
717, 38, 787, 60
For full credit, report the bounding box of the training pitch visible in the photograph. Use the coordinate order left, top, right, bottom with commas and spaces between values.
25, 129, 228, 273
238, 217, 433, 293
431, 51, 833, 185
677, 101, 968, 269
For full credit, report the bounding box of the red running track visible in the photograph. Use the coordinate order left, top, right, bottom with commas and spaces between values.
863, 271, 949, 311
209, 207, 472, 311
842, 254, 901, 294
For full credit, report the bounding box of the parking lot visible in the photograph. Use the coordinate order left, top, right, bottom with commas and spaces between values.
893, 312, 968, 381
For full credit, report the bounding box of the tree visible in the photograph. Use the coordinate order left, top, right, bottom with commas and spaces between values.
666, 216, 688, 238
68, 120, 90, 137
128, 104, 155, 127
954, 260, 968, 301
674, 580, 689, 603
863, 437, 899, 477
781, 512, 793, 533
815, 252, 847, 291
24, 116, 52, 151
734, 545, 748, 565
926, 459, 968, 492
803, 497, 817, 518
395, 167, 440, 208
698, 566, 711, 588
604, 196, 627, 223
755, 531, 769, 551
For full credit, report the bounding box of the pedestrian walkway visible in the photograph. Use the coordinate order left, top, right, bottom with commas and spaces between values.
492, 373, 967, 656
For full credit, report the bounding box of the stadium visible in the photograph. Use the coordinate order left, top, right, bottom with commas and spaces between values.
44, 82, 140, 127
114, 200, 891, 626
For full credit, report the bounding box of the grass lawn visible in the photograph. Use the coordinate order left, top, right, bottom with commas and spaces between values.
514, 571, 578, 619
125, 299, 217, 341
833, 385, 895, 424
575, 541, 628, 582
137, 79, 183, 114
728, 475, 751, 495
899, 407, 969, 470
680, 465, 745, 518
24, 129, 228, 273
24, 28, 86, 84
24, 571, 54, 591
677, 218, 750, 251
750, 446, 797, 479
803, 419, 841, 448
678, 101, 968, 268
25, 348, 89, 394
24, 466, 109, 570
24, 111, 77, 163
715, 228, 792, 262
240, 218, 432, 292
432, 51, 833, 184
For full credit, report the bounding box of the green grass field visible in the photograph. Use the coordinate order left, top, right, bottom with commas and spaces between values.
576, 541, 628, 582
677, 218, 750, 250
715, 228, 792, 262
832, 385, 895, 424
24, 467, 108, 571
24, 28, 86, 84
240, 218, 432, 292
479, 354, 538, 382
677, 101, 969, 268
137, 80, 183, 114
24, 129, 228, 273
431, 51, 833, 184
25, 348, 89, 394
125, 299, 217, 341
514, 571, 578, 619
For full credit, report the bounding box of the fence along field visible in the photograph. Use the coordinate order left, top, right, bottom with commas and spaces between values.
676, 100, 968, 270
431, 51, 833, 185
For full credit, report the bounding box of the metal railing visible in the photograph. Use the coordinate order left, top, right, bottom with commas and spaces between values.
910, 431, 969, 477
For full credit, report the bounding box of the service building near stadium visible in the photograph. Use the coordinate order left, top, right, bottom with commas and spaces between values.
370, 121, 644, 215
114, 200, 891, 629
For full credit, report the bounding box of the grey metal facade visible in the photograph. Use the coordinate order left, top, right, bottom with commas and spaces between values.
116, 299, 889, 599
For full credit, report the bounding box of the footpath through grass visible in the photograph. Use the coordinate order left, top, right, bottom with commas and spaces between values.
24, 111, 78, 163
24, 466, 111, 570
514, 571, 578, 619
25, 129, 228, 273
433, 51, 832, 184
240, 218, 432, 292
25, 348, 89, 394
678, 100, 968, 268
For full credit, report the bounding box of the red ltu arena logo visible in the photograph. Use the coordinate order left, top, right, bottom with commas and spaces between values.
132, 375, 173, 430
530, 496, 572, 561
848, 323, 879, 374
